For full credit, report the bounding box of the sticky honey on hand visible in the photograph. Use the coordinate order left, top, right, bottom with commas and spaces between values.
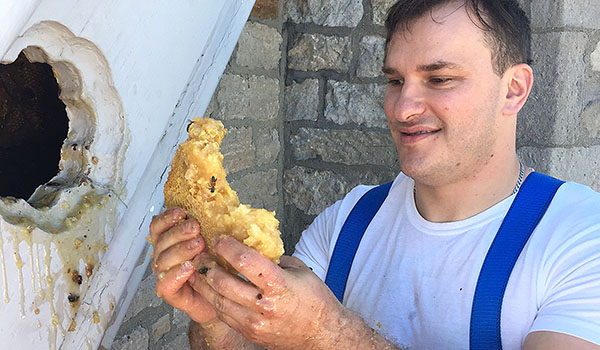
163, 117, 284, 270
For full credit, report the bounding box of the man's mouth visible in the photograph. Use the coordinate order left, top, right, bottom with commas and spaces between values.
397, 128, 440, 144
401, 130, 440, 136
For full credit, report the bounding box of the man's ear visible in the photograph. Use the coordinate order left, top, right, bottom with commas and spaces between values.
502, 63, 534, 116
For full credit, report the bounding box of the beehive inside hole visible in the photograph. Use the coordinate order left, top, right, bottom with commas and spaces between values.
0, 52, 68, 200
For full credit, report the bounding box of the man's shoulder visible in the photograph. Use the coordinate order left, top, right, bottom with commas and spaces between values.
541, 179, 600, 232
552, 180, 600, 211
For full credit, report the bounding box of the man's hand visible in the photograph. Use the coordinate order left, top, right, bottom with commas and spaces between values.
150, 208, 265, 349
189, 236, 399, 350
149, 207, 218, 324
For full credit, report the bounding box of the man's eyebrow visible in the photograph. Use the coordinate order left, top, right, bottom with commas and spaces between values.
382, 61, 464, 75
417, 61, 463, 72
382, 66, 398, 75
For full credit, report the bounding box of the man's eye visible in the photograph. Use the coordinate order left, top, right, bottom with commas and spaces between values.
429, 77, 452, 84
387, 79, 403, 86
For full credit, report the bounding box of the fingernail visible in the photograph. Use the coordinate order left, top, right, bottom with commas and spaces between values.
214, 236, 230, 249
182, 260, 193, 272
172, 208, 187, 222
189, 238, 202, 249
186, 220, 199, 234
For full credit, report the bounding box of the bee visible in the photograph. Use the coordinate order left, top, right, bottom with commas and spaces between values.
67, 293, 80, 303
208, 176, 217, 193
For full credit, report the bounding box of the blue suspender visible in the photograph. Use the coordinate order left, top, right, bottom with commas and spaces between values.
324, 181, 393, 302
469, 172, 564, 349
324, 173, 564, 349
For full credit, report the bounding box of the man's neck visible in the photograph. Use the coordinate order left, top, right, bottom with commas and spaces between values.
413, 158, 531, 223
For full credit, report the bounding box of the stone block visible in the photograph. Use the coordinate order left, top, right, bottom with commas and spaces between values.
325, 81, 388, 128
111, 326, 149, 350
230, 169, 279, 212
284, 79, 320, 121
518, 32, 587, 146
357, 35, 386, 78
519, 146, 600, 191
215, 74, 280, 121
152, 314, 171, 343
235, 22, 282, 70
251, 0, 279, 19
531, 0, 600, 29
592, 40, 600, 72
288, 34, 352, 73
372, 0, 396, 26
286, 0, 363, 27
290, 127, 397, 166
283, 165, 397, 215
255, 128, 280, 165
581, 100, 600, 139
162, 333, 191, 350
221, 127, 254, 174
123, 272, 163, 323
283, 166, 350, 215
172, 308, 191, 331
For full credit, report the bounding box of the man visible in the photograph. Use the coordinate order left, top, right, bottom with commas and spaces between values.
149, 0, 600, 349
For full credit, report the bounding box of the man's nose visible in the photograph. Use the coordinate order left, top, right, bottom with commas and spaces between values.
388, 82, 426, 122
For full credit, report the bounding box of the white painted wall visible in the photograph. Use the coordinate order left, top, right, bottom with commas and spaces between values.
0, 0, 255, 349
0, 0, 40, 58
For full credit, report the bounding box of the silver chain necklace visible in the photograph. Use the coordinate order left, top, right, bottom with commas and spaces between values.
512, 160, 525, 195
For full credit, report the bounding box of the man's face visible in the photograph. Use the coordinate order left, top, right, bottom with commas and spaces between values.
383, 2, 510, 187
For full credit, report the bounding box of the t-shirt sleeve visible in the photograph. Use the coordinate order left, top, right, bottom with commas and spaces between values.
292, 200, 343, 281
292, 185, 374, 281
528, 224, 600, 345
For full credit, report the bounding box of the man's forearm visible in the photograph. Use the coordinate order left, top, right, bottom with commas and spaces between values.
316, 308, 406, 350
188, 320, 262, 350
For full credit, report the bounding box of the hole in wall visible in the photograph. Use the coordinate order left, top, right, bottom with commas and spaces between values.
0, 52, 69, 200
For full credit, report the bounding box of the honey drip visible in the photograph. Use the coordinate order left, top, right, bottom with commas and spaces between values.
45, 242, 59, 350
12, 231, 26, 318
0, 188, 121, 349
28, 241, 36, 292
35, 243, 43, 294
0, 233, 9, 304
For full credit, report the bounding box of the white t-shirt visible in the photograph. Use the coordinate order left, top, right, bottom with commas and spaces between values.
293, 173, 600, 349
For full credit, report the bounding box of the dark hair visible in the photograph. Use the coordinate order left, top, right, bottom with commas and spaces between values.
385, 0, 532, 75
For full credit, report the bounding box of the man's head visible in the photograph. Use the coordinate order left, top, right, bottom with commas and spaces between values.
385, 0, 531, 76
382, 0, 534, 188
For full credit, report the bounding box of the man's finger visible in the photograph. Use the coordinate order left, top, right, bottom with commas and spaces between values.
149, 207, 187, 244
192, 254, 264, 309
191, 270, 255, 324
155, 237, 204, 273
214, 236, 287, 293
154, 219, 202, 257
155, 260, 195, 298
278, 255, 308, 270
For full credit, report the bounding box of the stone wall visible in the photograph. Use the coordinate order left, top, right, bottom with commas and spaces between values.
518, 0, 600, 190
112, 0, 600, 349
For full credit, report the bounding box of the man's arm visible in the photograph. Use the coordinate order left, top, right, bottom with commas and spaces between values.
523, 331, 600, 350
187, 236, 403, 350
